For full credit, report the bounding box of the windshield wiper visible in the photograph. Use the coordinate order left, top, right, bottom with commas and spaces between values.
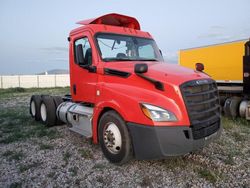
136, 58, 158, 61
103, 58, 135, 62
103, 58, 158, 62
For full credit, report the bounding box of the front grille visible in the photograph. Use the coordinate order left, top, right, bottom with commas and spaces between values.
180, 79, 221, 140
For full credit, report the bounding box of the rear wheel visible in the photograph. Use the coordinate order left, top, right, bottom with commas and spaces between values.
219, 96, 227, 107
223, 97, 242, 118
239, 100, 248, 118
52, 96, 64, 125
40, 95, 57, 127
229, 97, 242, 118
30, 95, 42, 121
223, 98, 232, 117
98, 111, 132, 165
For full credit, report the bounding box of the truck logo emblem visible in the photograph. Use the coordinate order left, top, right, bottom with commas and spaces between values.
196, 80, 208, 85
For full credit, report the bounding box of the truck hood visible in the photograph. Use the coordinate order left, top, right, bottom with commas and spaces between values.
104, 61, 210, 86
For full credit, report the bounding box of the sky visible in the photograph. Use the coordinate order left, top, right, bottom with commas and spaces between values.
0, 0, 249, 75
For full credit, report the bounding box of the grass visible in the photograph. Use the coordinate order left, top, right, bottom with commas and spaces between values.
163, 157, 187, 170
35, 127, 59, 139
69, 166, 78, 176
2, 150, 24, 161
224, 154, 235, 165
96, 176, 105, 184
2, 150, 14, 157
78, 148, 93, 159
0, 132, 27, 144
39, 143, 54, 150
19, 162, 42, 173
223, 117, 250, 129
0, 87, 27, 98
197, 168, 218, 184
0, 87, 65, 145
92, 163, 106, 170
74, 179, 81, 186
0, 124, 59, 144
231, 131, 246, 142
197, 168, 216, 182
9, 152, 24, 161
0, 87, 70, 99
63, 151, 71, 165
47, 171, 56, 178
0, 106, 60, 144
222, 117, 235, 130
220, 116, 249, 166
140, 176, 152, 187
224, 147, 242, 165
9, 182, 22, 188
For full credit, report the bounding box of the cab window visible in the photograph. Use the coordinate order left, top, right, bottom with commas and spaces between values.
138, 44, 155, 59
74, 37, 92, 65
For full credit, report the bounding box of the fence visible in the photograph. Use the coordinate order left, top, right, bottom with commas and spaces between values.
0, 74, 70, 89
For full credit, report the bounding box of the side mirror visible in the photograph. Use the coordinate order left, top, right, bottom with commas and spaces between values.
84, 48, 92, 66
76, 44, 85, 65
195, 63, 204, 72
134, 63, 148, 74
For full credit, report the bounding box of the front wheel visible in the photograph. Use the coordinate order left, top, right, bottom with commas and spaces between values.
98, 111, 133, 165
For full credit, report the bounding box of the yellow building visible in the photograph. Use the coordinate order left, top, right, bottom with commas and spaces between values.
179, 39, 248, 83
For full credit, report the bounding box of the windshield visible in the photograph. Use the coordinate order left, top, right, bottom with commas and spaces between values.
96, 33, 163, 62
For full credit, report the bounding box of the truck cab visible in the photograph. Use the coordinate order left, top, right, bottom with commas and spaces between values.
30, 13, 222, 164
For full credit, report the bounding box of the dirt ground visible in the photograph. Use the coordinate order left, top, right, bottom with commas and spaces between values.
0, 87, 249, 187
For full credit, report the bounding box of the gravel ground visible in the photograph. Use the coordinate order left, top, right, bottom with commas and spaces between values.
0, 87, 249, 188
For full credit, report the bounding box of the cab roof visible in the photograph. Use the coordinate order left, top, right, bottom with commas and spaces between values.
76, 13, 140, 30
70, 13, 151, 39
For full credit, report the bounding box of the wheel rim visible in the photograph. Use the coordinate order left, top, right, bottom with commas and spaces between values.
31, 101, 36, 116
40, 103, 47, 122
103, 122, 122, 154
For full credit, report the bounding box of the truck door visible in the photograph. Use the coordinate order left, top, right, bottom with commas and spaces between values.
70, 32, 98, 103
243, 40, 250, 95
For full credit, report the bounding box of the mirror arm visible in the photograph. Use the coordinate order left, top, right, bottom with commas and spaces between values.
136, 73, 164, 91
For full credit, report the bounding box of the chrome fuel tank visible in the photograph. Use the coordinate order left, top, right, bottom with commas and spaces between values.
56, 102, 93, 137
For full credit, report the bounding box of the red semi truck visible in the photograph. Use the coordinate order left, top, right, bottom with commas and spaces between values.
30, 13, 221, 164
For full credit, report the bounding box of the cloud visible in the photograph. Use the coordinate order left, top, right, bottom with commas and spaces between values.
198, 32, 249, 42
216, 33, 249, 42
198, 25, 249, 42
52, 58, 68, 62
198, 33, 223, 39
210, 25, 226, 30
197, 25, 227, 39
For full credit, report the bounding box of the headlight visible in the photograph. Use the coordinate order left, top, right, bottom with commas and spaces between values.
140, 103, 177, 122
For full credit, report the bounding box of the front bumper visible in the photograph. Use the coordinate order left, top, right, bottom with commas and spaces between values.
127, 122, 222, 160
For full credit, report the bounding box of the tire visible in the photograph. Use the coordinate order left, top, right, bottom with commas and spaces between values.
30, 95, 42, 121
52, 96, 64, 125
219, 96, 227, 107
223, 97, 242, 118
40, 95, 57, 127
98, 110, 133, 165
223, 98, 232, 117
229, 97, 242, 118
239, 100, 248, 118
